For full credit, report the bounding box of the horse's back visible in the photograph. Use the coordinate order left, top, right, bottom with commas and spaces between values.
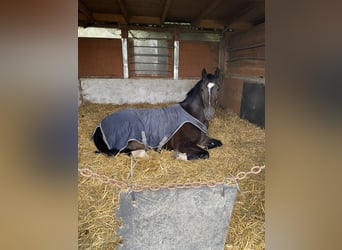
94, 105, 206, 149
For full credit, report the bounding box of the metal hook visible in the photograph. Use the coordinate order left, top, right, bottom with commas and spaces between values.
222, 175, 243, 197
126, 156, 138, 206
130, 190, 137, 207
222, 176, 229, 197
232, 177, 245, 198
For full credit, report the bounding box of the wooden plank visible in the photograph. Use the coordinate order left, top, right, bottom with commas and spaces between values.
194, 19, 225, 29
226, 73, 265, 84
228, 59, 265, 68
93, 13, 127, 23
129, 16, 161, 25
227, 21, 253, 31
218, 78, 244, 114
117, 0, 129, 24
229, 46, 265, 59
224, 1, 250, 26
193, 0, 222, 25
228, 42, 265, 51
78, 0, 94, 22
160, 0, 173, 24
229, 23, 265, 48
226, 64, 265, 78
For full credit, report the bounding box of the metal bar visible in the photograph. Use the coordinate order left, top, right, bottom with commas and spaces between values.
121, 38, 129, 78
131, 53, 171, 57
129, 62, 172, 65
129, 36, 171, 41
132, 69, 171, 72
132, 45, 173, 49
173, 40, 179, 80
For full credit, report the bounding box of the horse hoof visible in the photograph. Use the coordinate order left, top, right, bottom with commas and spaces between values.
207, 139, 223, 149
186, 154, 198, 160
187, 152, 209, 160
200, 152, 209, 159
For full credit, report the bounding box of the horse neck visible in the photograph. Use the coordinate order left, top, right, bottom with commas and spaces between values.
180, 95, 208, 126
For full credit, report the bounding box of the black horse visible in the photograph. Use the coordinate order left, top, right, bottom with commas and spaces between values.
92, 68, 222, 160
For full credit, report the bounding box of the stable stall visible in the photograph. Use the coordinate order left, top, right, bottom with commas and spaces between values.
78, 0, 265, 249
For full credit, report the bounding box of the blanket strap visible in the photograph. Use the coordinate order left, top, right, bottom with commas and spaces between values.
157, 136, 168, 152
141, 131, 148, 150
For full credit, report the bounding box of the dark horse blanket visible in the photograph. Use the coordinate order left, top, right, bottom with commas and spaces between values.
93, 104, 208, 152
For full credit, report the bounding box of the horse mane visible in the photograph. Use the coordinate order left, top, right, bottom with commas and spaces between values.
182, 73, 216, 102
183, 79, 202, 102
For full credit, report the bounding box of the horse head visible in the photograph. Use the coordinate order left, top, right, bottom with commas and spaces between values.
180, 68, 221, 122
200, 68, 220, 120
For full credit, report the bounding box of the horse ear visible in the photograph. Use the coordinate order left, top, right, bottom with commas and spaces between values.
214, 67, 221, 85
214, 67, 220, 78
201, 68, 207, 79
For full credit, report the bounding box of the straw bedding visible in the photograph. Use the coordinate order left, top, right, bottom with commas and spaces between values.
78, 102, 265, 249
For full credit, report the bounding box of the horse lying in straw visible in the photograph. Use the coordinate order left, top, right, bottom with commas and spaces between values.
92, 68, 222, 160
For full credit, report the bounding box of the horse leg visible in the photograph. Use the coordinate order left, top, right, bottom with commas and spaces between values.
201, 136, 223, 149
177, 141, 210, 160
125, 141, 148, 158
165, 124, 210, 160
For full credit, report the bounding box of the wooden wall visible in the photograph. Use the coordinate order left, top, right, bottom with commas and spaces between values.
78, 38, 123, 77
179, 41, 219, 78
219, 23, 265, 114
78, 37, 219, 79
78, 26, 264, 112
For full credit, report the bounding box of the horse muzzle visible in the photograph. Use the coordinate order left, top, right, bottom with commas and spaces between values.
204, 106, 215, 120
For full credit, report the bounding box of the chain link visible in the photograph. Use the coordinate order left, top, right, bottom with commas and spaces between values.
78, 165, 265, 192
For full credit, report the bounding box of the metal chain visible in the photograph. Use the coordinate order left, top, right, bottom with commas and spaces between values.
78, 168, 128, 189
78, 164, 265, 193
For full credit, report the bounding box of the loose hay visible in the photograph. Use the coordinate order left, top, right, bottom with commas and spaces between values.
78, 102, 265, 249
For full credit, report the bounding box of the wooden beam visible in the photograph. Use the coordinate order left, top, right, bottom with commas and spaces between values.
224, 2, 253, 26
193, 0, 222, 25
78, 0, 94, 22
195, 19, 225, 30
129, 16, 161, 25
160, 0, 173, 24
228, 21, 253, 31
93, 13, 127, 24
117, 0, 129, 24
